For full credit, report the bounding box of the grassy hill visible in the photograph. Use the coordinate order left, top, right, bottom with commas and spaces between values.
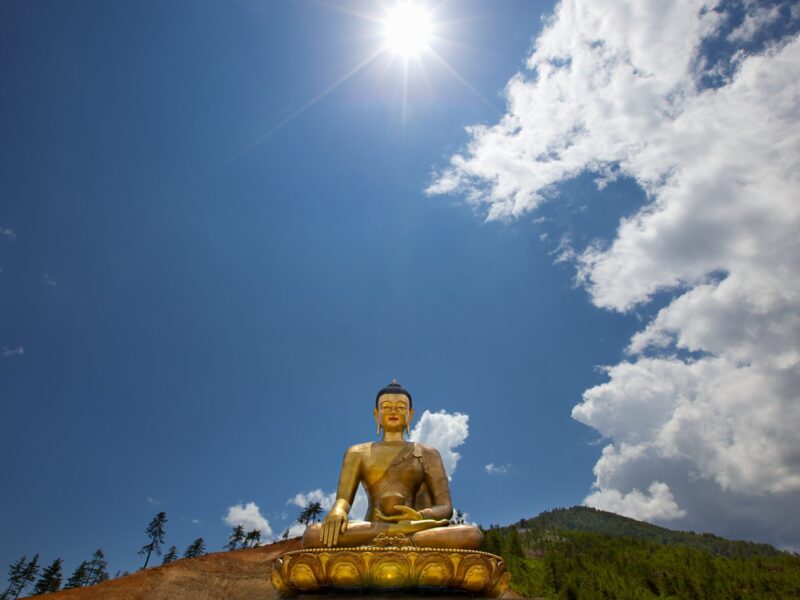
483, 506, 800, 599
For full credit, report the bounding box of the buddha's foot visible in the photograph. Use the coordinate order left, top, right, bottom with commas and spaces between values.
271, 544, 510, 598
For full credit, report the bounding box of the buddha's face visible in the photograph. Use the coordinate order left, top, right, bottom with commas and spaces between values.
374, 393, 414, 434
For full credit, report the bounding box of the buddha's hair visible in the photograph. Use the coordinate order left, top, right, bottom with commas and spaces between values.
375, 380, 413, 408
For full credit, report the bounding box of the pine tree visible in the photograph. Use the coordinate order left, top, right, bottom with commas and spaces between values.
281, 529, 290, 540
244, 529, 262, 548
306, 502, 323, 524
296, 506, 310, 528
11, 554, 39, 600
508, 528, 525, 559
225, 525, 245, 551
183, 538, 206, 559
32, 558, 63, 595
64, 562, 88, 589
2, 556, 28, 600
139, 511, 168, 569
84, 549, 109, 586
297, 501, 323, 529
451, 509, 466, 525
162, 546, 178, 565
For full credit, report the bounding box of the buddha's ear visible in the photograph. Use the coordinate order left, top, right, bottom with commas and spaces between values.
409, 407, 414, 423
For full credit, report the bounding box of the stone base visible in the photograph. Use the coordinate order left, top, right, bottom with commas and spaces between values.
270, 546, 510, 598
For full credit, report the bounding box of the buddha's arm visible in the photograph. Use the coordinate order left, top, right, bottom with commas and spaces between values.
418, 447, 453, 521
320, 446, 362, 547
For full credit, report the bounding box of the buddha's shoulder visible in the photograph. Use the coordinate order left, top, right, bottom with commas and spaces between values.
343, 442, 373, 455
415, 443, 444, 458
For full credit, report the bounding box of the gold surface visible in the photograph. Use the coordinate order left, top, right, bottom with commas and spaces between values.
275, 382, 505, 596
309, 384, 482, 551
271, 545, 510, 597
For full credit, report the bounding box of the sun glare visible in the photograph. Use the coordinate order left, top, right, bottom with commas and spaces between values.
383, 3, 432, 57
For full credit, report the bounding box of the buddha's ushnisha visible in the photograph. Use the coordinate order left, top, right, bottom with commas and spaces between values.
302, 380, 482, 549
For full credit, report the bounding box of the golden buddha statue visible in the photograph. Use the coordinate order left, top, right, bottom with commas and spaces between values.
271, 381, 509, 597
302, 380, 482, 550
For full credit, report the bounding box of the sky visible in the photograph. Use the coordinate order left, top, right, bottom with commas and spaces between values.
1, 0, 799, 580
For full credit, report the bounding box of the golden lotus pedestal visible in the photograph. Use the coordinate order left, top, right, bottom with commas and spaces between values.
270, 541, 510, 598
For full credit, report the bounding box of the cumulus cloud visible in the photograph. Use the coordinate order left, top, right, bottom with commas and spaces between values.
223, 502, 272, 538
586, 480, 686, 521
289, 487, 369, 520
2, 346, 24, 358
429, 0, 800, 545
485, 463, 511, 475
727, 1, 781, 42
288, 489, 336, 510
409, 410, 470, 477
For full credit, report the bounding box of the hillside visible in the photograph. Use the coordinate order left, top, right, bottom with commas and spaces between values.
484, 507, 800, 599
517, 506, 780, 558
27, 538, 302, 600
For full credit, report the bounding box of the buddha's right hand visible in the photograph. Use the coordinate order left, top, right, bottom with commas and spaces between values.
321, 507, 348, 547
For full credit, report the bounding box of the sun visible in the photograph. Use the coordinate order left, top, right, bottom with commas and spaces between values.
382, 2, 432, 57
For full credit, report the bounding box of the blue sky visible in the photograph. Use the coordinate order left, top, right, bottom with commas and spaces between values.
2, 0, 800, 578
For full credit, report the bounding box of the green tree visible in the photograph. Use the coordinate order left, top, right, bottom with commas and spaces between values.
2, 556, 28, 600
183, 538, 206, 559
32, 558, 63, 595
84, 549, 109, 586
10, 554, 39, 600
139, 511, 167, 569
162, 546, 178, 565
64, 561, 88, 589
306, 501, 323, 524
507, 528, 525, 559
225, 525, 245, 551
244, 529, 262, 548
281, 529, 290, 540
297, 501, 323, 528
451, 509, 466, 525
2, 555, 40, 600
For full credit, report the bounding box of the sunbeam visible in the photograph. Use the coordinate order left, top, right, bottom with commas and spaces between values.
210, 47, 386, 176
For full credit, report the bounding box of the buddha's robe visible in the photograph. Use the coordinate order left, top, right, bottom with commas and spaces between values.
303, 442, 482, 550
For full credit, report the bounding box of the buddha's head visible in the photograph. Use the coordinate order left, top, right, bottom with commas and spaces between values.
374, 379, 414, 437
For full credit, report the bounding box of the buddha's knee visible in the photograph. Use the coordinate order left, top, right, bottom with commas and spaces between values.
411, 524, 483, 550
302, 523, 322, 548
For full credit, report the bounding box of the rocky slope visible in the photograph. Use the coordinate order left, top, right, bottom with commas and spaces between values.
31, 538, 302, 600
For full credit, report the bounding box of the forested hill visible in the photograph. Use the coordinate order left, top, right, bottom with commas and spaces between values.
513, 506, 780, 558
483, 506, 800, 598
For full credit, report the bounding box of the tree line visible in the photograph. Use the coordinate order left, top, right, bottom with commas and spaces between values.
2, 501, 327, 598
481, 522, 800, 599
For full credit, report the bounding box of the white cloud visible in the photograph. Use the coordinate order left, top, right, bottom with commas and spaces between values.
429, 0, 800, 545
145, 496, 159, 505
288, 489, 336, 510
43, 272, 57, 288
585, 480, 686, 521
2, 346, 24, 358
409, 410, 469, 478
485, 463, 511, 475
727, 2, 781, 42
0, 227, 16, 241
223, 502, 272, 538
289, 487, 368, 520
286, 523, 306, 538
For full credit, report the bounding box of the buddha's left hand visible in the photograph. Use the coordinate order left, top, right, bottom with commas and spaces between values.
374, 505, 425, 523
